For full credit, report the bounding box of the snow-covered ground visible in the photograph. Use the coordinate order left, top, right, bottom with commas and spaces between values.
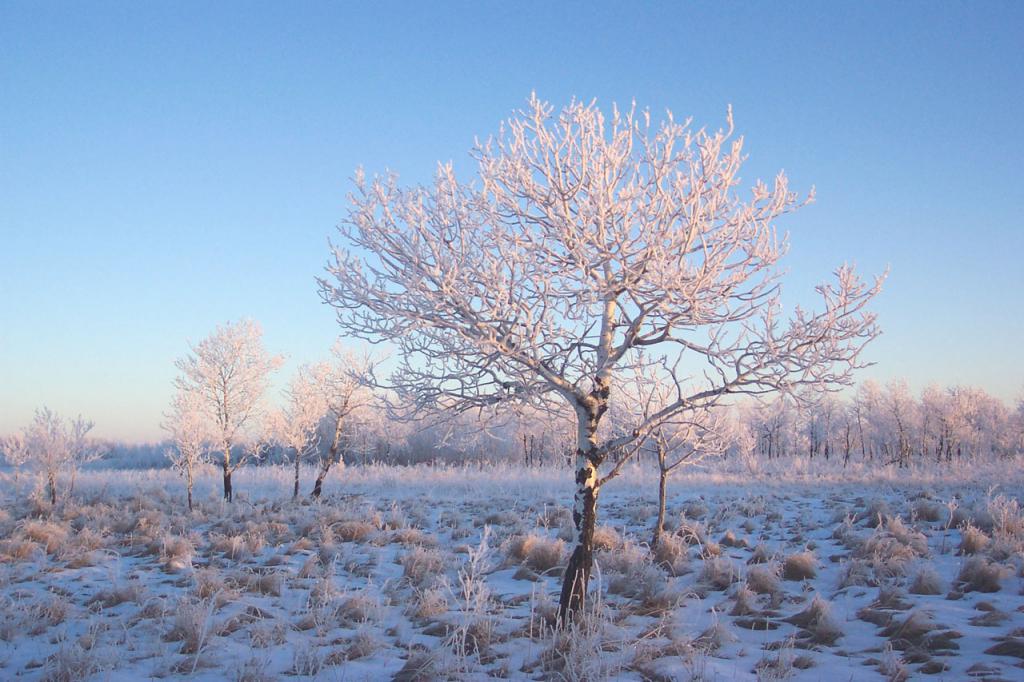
1, 460, 1023, 680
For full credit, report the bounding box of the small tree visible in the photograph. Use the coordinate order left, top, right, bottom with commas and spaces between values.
273, 365, 325, 498
3, 407, 99, 505
307, 344, 373, 498
174, 319, 282, 501
319, 95, 882, 622
162, 389, 210, 511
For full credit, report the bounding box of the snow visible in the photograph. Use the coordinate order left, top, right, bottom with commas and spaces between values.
1, 461, 1023, 680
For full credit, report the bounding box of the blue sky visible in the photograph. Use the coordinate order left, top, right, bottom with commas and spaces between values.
2, 2, 1022, 441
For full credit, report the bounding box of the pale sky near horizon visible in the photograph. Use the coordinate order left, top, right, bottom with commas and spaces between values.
2, 2, 1022, 442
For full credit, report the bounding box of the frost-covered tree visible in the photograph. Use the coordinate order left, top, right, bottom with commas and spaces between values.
162, 389, 210, 511
2, 407, 100, 505
319, 95, 882, 621
306, 344, 374, 498
173, 319, 282, 501
272, 365, 325, 498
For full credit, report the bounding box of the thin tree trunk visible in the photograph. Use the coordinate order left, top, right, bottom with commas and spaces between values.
186, 461, 194, 512
222, 445, 233, 502
311, 417, 344, 499
48, 471, 56, 506
652, 466, 668, 549
293, 449, 300, 499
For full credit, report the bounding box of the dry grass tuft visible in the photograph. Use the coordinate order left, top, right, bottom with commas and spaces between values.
22, 520, 69, 555
956, 556, 1004, 593
782, 551, 817, 581
506, 534, 564, 573
908, 566, 944, 595
783, 595, 842, 645
700, 557, 740, 591
746, 562, 782, 595
652, 533, 689, 576
400, 547, 446, 586
334, 520, 378, 543
957, 524, 990, 555
880, 610, 961, 653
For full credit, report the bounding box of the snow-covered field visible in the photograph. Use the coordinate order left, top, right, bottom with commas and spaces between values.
2, 461, 1023, 681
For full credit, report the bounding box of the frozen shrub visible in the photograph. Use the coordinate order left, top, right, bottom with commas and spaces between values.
652, 533, 688, 576
592, 525, 621, 551
857, 499, 893, 527
407, 586, 448, 621
720, 530, 748, 548
88, 581, 145, 610
909, 566, 944, 595
912, 500, 943, 523
700, 557, 740, 591
506, 534, 564, 573
956, 557, 1004, 593
22, 520, 69, 555
337, 591, 379, 624
782, 551, 817, 581
334, 520, 377, 543
161, 534, 193, 572
783, 595, 842, 645
192, 568, 227, 600
958, 524, 990, 555
880, 610, 961, 653
746, 563, 782, 595
391, 527, 436, 547
289, 642, 324, 676
245, 571, 282, 597
730, 585, 759, 616
400, 547, 446, 585
43, 642, 100, 682
749, 543, 776, 565
598, 538, 646, 576
343, 628, 381, 660
164, 597, 217, 654
694, 621, 737, 652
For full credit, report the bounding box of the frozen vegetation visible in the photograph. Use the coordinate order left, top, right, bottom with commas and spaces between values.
1, 460, 1023, 680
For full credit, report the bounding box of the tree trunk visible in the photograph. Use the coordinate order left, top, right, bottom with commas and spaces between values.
558, 391, 605, 625
47, 471, 57, 506
186, 462, 194, 512
293, 449, 300, 499
222, 446, 233, 502
311, 417, 344, 499
652, 467, 668, 549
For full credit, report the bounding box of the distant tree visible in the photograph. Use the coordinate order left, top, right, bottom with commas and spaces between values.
162, 389, 210, 511
2, 407, 100, 505
319, 95, 882, 622
173, 320, 282, 501
272, 365, 325, 498
307, 344, 374, 498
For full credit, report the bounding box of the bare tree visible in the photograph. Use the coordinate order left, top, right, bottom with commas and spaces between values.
272, 365, 325, 498
3, 407, 99, 505
174, 319, 282, 501
162, 389, 210, 511
319, 95, 882, 622
307, 344, 374, 498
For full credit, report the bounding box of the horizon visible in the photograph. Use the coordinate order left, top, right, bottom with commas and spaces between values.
2, 2, 1023, 442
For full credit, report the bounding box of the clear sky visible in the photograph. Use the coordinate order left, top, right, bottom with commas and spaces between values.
2, 1, 1022, 442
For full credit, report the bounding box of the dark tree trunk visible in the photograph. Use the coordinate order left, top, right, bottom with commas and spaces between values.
47, 472, 56, 506
222, 448, 233, 502
652, 467, 668, 549
293, 449, 300, 499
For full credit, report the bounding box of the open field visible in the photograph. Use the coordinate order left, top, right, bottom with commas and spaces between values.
1, 461, 1024, 681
